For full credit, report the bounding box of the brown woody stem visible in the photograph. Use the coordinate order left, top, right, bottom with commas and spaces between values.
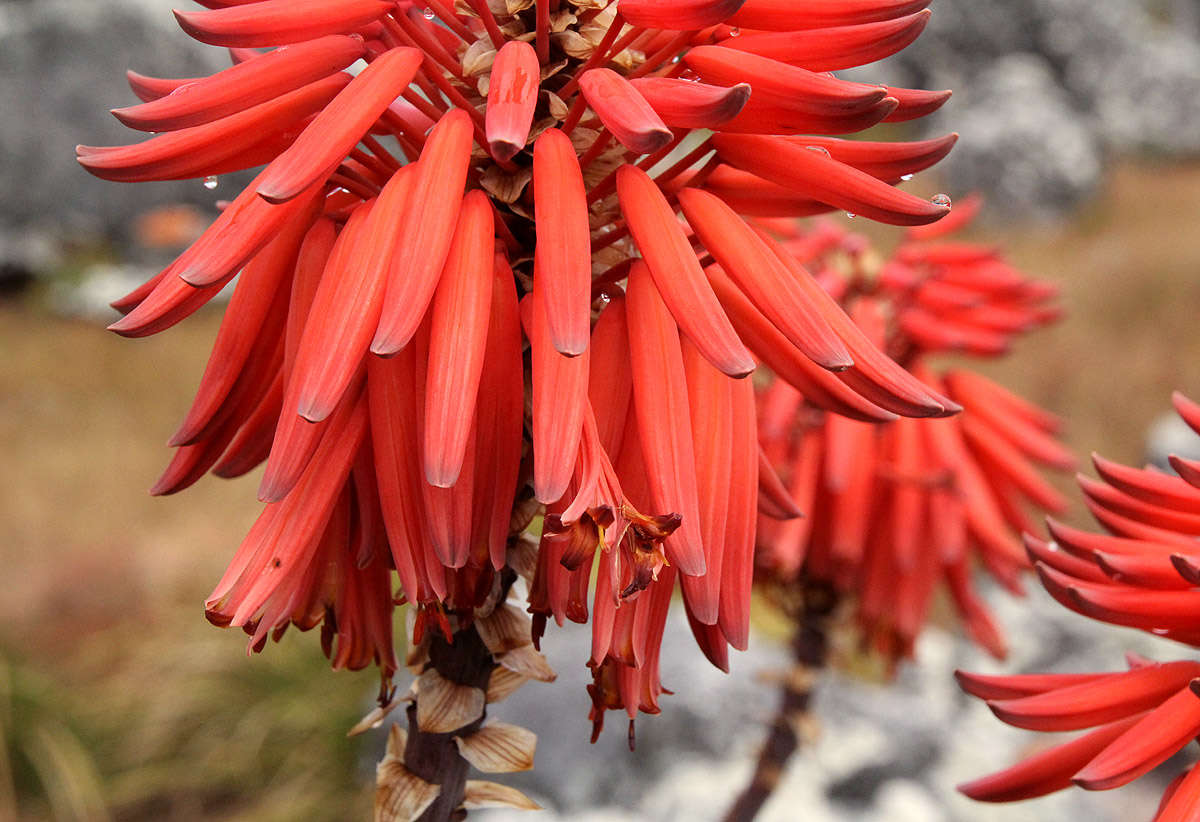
406, 627, 495, 822
721, 581, 838, 822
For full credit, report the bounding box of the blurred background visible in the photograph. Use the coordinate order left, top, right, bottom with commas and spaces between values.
4, 0, 1200, 819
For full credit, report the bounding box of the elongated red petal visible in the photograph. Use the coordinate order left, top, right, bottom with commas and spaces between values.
617, 164, 754, 378
289, 191, 388, 423
470, 256, 524, 570
685, 46, 886, 114
758, 446, 803, 519
578, 69, 673, 155
883, 85, 951, 121
1023, 535, 1111, 584
679, 339, 732, 624
1091, 453, 1200, 513
725, 11, 930, 71
698, 164, 828, 217
1067, 580, 1200, 633
677, 186, 851, 370
784, 133, 958, 182
719, 374, 758, 649
987, 662, 1200, 732
716, 94, 898, 136
258, 204, 375, 502
256, 48, 422, 203
368, 347, 442, 606
112, 35, 366, 131
533, 128, 591, 357
618, 0, 744, 29
625, 262, 706, 576
170, 207, 312, 446
523, 286, 589, 504
424, 190, 495, 487
956, 669, 1118, 701
372, 108, 474, 355
78, 74, 349, 182
174, 0, 391, 47
416, 317, 475, 569
1157, 763, 1200, 822
486, 40, 540, 162
125, 69, 192, 103
630, 78, 750, 128
756, 228, 955, 415
714, 133, 951, 226
1080, 474, 1200, 534
588, 293, 635, 456
728, 0, 929, 30
958, 714, 1143, 802
705, 264, 896, 421
1074, 685, 1200, 791
212, 372, 284, 479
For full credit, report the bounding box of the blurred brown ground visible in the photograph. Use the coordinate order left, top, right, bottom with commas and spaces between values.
2, 160, 1198, 819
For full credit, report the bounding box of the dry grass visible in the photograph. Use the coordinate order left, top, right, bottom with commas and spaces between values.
0, 305, 378, 820
2, 159, 1198, 819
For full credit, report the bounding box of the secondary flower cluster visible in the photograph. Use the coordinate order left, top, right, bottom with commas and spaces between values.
960, 393, 1200, 819
754, 200, 1071, 665
81, 0, 962, 764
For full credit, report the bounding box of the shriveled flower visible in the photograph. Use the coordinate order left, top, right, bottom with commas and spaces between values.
959, 393, 1200, 818
755, 201, 1071, 665
80, 0, 963, 783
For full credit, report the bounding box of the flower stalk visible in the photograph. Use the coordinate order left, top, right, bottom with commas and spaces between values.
722, 580, 837, 822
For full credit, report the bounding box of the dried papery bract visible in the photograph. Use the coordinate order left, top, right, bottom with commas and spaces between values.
79, 0, 965, 815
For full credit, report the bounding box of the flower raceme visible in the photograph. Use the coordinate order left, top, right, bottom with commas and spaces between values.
754, 206, 1071, 666
959, 394, 1200, 818
81, 0, 961, 740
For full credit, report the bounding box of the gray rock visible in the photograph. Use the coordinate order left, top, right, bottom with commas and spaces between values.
1, 0, 228, 242
856, 0, 1200, 215
474, 582, 1183, 821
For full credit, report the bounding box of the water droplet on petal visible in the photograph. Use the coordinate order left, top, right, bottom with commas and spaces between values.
728, 26, 740, 36
805, 145, 831, 158
422, 6, 436, 19
671, 56, 680, 64
900, 173, 914, 181
203, 175, 219, 190
599, 293, 611, 304
931, 193, 952, 208
680, 69, 699, 82
845, 212, 856, 219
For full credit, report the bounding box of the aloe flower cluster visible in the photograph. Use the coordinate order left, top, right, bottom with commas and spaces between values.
77, 0, 973, 815
754, 197, 1071, 666
959, 393, 1200, 819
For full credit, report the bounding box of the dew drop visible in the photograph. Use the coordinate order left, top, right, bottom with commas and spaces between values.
680, 69, 700, 82
671, 56, 680, 64
900, 173, 914, 181
931, 193, 952, 208
203, 175, 219, 190
728, 26, 740, 36
422, 6, 435, 19
845, 212, 856, 219
805, 145, 831, 158
599, 293, 612, 304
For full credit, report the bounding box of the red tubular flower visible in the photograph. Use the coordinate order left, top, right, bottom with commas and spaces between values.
83, 0, 962, 750
960, 393, 1200, 816
755, 204, 1070, 666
